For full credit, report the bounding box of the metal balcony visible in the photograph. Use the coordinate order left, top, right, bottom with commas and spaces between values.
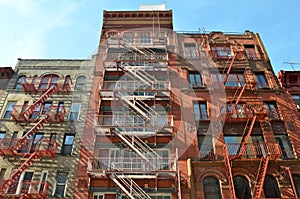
0, 180, 49, 199
21, 78, 71, 94
226, 142, 281, 159
94, 115, 174, 135
0, 138, 57, 157
88, 157, 175, 174
10, 105, 66, 123
222, 104, 267, 121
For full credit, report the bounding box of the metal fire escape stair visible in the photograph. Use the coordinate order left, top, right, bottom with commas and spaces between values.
116, 93, 160, 121
253, 156, 270, 199
0, 152, 42, 197
22, 86, 57, 118
223, 52, 239, 85
223, 145, 236, 199
121, 40, 156, 60
118, 63, 157, 87
232, 114, 257, 160
114, 128, 161, 164
110, 171, 151, 199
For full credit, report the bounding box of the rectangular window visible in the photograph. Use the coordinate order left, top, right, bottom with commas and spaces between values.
189, 73, 203, 88
265, 102, 279, 120
289, 75, 298, 85
123, 32, 135, 44
61, 135, 74, 155
198, 135, 214, 160
244, 44, 258, 60
255, 74, 268, 88
0, 168, 6, 179
69, 103, 80, 121
275, 135, 294, 159
0, 131, 5, 139
93, 194, 104, 199
139, 32, 152, 44
292, 95, 300, 110
193, 101, 208, 120
211, 46, 232, 58
3, 102, 17, 119
184, 43, 197, 59
54, 172, 67, 197
224, 74, 245, 87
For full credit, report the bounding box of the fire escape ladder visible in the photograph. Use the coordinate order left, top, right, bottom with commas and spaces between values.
113, 129, 161, 164
14, 117, 49, 151
22, 86, 57, 118
0, 152, 41, 196
253, 156, 270, 199
229, 84, 247, 110
110, 172, 151, 199
236, 114, 257, 159
223, 52, 238, 85
223, 145, 236, 199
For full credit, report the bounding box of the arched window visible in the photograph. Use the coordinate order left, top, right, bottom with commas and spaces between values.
292, 174, 300, 197
15, 75, 26, 90
263, 175, 281, 198
75, 76, 86, 90
234, 175, 252, 199
39, 74, 59, 90
203, 176, 222, 199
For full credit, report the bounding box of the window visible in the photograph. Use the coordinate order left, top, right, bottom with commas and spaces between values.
15, 75, 25, 90
54, 172, 67, 197
244, 44, 257, 60
75, 76, 86, 90
189, 72, 203, 88
265, 102, 279, 120
93, 194, 104, 199
234, 176, 252, 199
124, 32, 135, 44
0, 131, 5, 139
203, 176, 222, 199
198, 135, 214, 160
0, 168, 6, 179
184, 43, 197, 59
275, 135, 294, 159
255, 74, 268, 88
69, 103, 80, 121
292, 94, 300, 110
224, 74, 245, 87
193, 101, 208, 120
64, 75, 71, 90
3, 102, 16, 119
39, 74, 59, 90
292, 174, 300, 197
149, 195, 171, 199
263, 175, 281, 198
61, 135, 74, 155
139, 32, 151, 44
211, 46, 232, 58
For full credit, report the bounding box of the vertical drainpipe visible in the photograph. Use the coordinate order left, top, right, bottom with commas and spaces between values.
187, 158, 196, 199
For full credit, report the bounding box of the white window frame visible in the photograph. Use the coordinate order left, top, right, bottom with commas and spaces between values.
53, 172, 68, 197
2, 101, 17, 119
69, 103, 81, 121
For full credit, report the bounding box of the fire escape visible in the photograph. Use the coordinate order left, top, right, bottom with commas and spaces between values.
90, 30, 177, 198
218, 48, 282, 199
0, 78, 69, 198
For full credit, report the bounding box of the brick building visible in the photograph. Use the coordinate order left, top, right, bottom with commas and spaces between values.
0, 4, 300, 199
0, 58, 95, 198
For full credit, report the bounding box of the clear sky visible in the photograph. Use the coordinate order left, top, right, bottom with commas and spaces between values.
0, 0, 299, 73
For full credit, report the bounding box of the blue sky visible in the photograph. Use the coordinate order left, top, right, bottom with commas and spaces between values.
0, 0, 299, 73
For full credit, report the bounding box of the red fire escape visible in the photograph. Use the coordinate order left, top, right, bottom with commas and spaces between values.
0, 78, 70, 198
220, 49, 281, 199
